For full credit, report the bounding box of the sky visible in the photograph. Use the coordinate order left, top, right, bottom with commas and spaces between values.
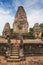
0, 0, 43, 35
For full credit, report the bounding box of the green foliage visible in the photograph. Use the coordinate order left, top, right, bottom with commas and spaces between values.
42, 32, 43, 37
29, 28, 33, 35
40, 23, 43, 32
40, 23, 43, 37
29, 28, 35, 38
10, 28, 13, 33
29, 28, 33, 32
40, 23, 43, 28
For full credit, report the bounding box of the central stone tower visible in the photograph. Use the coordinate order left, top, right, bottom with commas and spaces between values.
13, 6, 28, 34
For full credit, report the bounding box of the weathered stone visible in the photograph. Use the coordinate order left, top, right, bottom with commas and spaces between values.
2, 23, 10, 36
13, 6, 28, 34
0, 6, 43, 64
33, 23, 42, 38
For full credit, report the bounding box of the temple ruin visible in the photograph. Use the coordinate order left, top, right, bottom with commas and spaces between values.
13, 6, 28, 34
0, 6, 43, 65
2, 23, 10, 37
33, 23, 42, 38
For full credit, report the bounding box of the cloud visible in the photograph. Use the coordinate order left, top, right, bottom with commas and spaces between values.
12, 0, 43, 28
27, 9, 43, 28
12, 0, 22, 11
0, 8, 10, 15
0, 0, 43, 34
0, 8, 14, 35
12, 0, 43, 11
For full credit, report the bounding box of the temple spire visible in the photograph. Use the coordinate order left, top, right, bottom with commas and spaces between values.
13, 6, 28, 34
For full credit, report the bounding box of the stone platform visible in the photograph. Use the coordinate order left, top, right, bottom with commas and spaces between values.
0, 56, 43, 65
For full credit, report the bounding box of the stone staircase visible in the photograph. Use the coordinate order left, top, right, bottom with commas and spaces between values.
7, 45, 21, 62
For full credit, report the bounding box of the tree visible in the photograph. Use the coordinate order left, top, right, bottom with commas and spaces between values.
40, 23, 43, 32
10, 28, 13, 33
29, 28, 35, 38
40, 23, 43, 28
29, 28, 33, 35
41, 31, 43, 37
40, 23, 43, 37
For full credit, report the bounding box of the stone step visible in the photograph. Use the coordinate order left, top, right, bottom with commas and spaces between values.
11, 50, 19, 53
12, 49, 19, 51
7, 58, 21, 62
12, 51, 18, 53
10, 53, 19, 56
11, 49, 18, 51
12, 48, 18, 49
9, 56, 19, 59
11, 52, 19, 54
11, 46, 19, 50
11, 51, 19, 53
11, 50, 19, 52
12, 45, 19, 47
12, 47, 19, 49
10, 54, 19, 56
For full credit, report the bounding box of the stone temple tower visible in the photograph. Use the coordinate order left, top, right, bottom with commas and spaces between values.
13, 6, 28, 34
2, 23, 10, 37
33, 23, 42, 38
